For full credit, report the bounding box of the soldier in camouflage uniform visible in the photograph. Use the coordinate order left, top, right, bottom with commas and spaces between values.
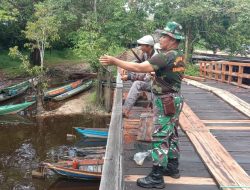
100, 21, 185, 189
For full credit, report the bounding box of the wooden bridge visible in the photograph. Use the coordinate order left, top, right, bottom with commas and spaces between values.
99, 61, 250, 190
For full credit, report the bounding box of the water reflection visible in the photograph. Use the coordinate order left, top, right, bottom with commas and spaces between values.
48, 179, 100, 190
0, 114, 109, 190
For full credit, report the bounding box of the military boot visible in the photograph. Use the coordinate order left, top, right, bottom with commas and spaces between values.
137, 165, 165, 189
163, 158, 180, 179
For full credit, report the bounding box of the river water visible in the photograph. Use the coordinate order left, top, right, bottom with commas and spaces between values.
0, 114, 110, 190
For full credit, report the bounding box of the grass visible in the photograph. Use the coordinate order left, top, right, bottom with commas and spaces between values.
0, 49, 84, 77
185, 63, 200, 76
44, 49, 83, 66
0, 50, 24, 77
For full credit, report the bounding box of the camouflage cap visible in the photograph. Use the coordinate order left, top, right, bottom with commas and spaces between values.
162, 21, 185, 40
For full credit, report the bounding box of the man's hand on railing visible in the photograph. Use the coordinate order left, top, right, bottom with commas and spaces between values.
121, 74, 128, 81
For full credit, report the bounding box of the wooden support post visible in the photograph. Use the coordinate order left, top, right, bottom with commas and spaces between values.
238, 66, 244, 86
203, 62, 207, 78
96, 69, 101, 105
198, 61, 249, 88
221, 64, 226, 82
199, 62, 204, 77
228, 65, 233, 84
208, 62, 213, 79
105, 70, 112, 112
215, 62, 219, 80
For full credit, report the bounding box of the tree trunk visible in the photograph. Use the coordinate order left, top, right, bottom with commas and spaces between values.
94, 0, 97, 22
30, 48, 41, 66
39, 42, 45, 69
184, 26, 193, 64
184, 32, 189, 64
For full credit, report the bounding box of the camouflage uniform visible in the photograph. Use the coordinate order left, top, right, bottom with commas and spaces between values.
151, 93, 183, 166
148, 50, 185, 167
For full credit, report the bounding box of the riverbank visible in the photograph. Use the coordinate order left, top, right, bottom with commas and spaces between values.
0, 60, 110, 117
38, 89, 111, 118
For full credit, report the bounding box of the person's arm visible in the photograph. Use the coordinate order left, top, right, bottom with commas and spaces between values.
99, 55, 154, 73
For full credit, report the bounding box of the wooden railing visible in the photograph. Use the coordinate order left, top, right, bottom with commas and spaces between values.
96, 66, 115, 112
199, 61, 250, 88
99, 72, 123, 190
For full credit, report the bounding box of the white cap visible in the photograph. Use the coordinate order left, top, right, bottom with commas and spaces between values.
137, 35, 154, 46
154, 43, 161, 50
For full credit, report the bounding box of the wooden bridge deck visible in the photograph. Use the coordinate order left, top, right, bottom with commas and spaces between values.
100, 77, 250, 190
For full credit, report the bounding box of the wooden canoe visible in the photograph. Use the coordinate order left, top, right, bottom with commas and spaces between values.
52, 80, 93, 101
0, 101, 35, 115
44, 158, 103, 180
0, 85, 29, 102
74, 137, 107, 147
44, 80, 83, 98
0, 80, 30, 93
74, 128, 109, 139
67, 146, 106, 158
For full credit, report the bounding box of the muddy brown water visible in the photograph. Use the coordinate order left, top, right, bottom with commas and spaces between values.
0, 114, 110, 190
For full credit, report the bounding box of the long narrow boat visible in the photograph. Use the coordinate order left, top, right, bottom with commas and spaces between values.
74, 137, 107, 147
0, 101, 35, 115
44, 80, 83, 98
0, 85, 29, 102
52, 80, 93, 101
0, 80, 30, 93
66, 146, 106, 158
74, 128, 108, 139
44, 158, 103, 180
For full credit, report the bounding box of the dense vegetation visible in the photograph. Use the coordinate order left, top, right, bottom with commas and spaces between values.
0, 0, 249, 72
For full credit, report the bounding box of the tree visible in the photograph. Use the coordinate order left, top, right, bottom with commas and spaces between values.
0, 1, 18, 22
0, 0, 38, 49
9, 46, 48, 114
222, 0, 250, 55
72, 0, 155, 71
153, 0, 250, 61
24, 1, 60, 69
153, 0, 220, 62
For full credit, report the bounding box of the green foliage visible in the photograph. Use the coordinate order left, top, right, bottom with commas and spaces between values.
44, 49, 83, 65
73, 29, 124, 71
185, 63, 200, 77
0, 1, 18, 22
71, 0, 155, 71
153, 0, 250, 56
9, 46, 46, 76
8, 45, 49, 112
0, 0, 35, 48
1, 0, 250, 73
24, 0, 61, 68
0, 50, 24, 77
98, 0, 155, 46
0, 48, 82, 77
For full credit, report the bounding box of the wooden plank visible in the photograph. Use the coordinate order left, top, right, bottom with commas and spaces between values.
208, 126, 250, 131
199, 60, 250, 67
179, 103, 250, 190
125, 182, 220, 190
184, 75, 206, 82
183, 78, 250, 118
99, 73, 123, 190
124, 175, 216, 186
202, 120, 250, 124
